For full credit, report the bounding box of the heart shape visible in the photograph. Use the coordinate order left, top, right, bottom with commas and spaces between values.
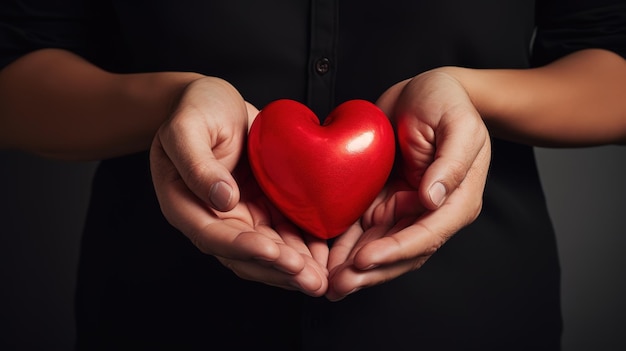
248, 99, 395, 239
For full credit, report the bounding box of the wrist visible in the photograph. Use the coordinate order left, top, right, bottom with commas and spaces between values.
430, 66, 502, 121
109, 71, 206, 156
430, 66, 535, 143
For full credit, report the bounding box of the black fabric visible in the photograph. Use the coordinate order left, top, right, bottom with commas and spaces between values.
2, 0, 626, 350
533, 0, 626, 65
0, 0, 89, 67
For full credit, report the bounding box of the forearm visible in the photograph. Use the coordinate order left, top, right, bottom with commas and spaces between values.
441, 49, 626, 147
0, 49, 204, 160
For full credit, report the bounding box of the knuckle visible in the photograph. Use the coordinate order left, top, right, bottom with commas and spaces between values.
181, 160, 211, 193
445, 157, 469, 187
409, 256, 430, 272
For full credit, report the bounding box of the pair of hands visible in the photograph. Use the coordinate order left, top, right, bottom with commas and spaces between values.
150, 72, 491, 301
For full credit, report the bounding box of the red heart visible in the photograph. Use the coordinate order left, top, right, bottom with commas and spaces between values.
248, 99, 395, 239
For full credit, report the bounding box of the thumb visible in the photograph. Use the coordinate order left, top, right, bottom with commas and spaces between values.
413, 107, 490, 211
151, 122, 242, 212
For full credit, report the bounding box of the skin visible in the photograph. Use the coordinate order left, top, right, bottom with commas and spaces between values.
1, 47, 626, 300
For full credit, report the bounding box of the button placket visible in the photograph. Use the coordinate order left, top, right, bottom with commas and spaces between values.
306, 0, 338, 118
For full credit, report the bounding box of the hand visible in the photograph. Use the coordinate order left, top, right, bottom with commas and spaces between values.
150, 77, 328, 296
326, 70, 491, 301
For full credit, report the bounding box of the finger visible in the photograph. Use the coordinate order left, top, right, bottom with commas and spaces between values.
272, 220, 318, 275
270, 215, 331, 290
354, 215, 445, 270
418, 107, 489, 210
156, 115, 242, 212
149, 135, 214, 232
304, 235, 330, 275
327, 222, 364, 274
264, 201, 329, 274
219, 254, 328, 297
364, 179, 426, 229
326, 256, 430, 302
269, 219, 330, 295
296, 255, 330, 296
188, 212, 327, 295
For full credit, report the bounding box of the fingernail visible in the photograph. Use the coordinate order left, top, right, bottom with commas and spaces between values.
209, 181, 233, 211
428, 182, 446, 207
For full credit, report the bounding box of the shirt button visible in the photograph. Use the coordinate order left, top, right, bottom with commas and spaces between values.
314, 57, 330, 75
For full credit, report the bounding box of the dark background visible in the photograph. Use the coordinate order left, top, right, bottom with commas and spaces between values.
1, 146, 625, 350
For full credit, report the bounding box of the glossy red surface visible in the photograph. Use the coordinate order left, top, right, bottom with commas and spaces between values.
248, 99, 395, 239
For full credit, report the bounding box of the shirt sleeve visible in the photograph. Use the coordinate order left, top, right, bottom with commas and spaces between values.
533, 0, 626, 66
0, 0, 90, 70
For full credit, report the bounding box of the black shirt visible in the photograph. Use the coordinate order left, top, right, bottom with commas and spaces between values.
2, 1, 626, 350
